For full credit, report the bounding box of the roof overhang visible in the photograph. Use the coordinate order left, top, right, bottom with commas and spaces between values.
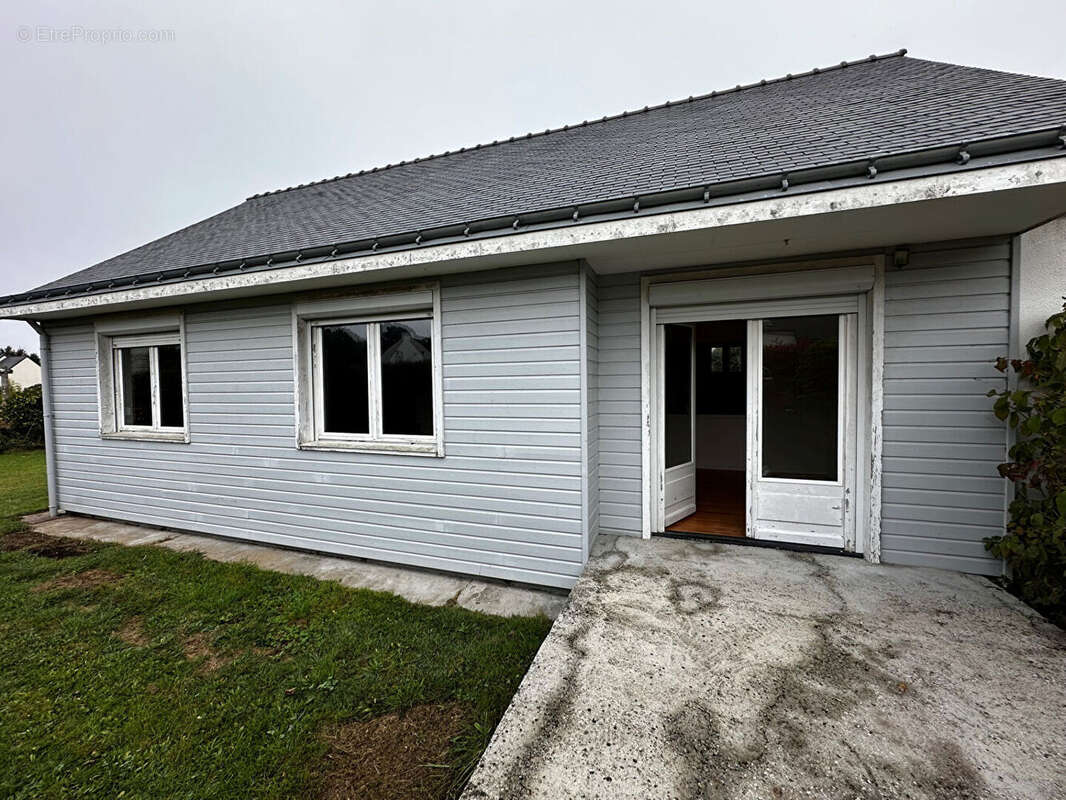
6, 153, 1066, 321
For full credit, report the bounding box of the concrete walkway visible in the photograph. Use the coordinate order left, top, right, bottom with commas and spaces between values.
25, 513, 568, 619
464, 535, 1066, 800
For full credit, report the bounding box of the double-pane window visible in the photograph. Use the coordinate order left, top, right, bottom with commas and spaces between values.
112, 334, 185, 432
312, 315, 436, 447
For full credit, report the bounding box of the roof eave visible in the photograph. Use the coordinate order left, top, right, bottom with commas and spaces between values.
4, 130, 1066, 319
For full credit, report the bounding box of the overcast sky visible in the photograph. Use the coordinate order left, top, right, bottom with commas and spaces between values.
2, 0, 1064, 352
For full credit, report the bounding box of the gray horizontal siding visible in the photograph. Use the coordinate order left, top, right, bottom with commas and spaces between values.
46, 242, 1011, 582
596, 273, 643, 536
48, 263, 584, 588
592, 242, 1012, 572
880, 241, 1010, 575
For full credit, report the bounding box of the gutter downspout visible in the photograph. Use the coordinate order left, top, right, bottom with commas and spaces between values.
26, 321, 58, 517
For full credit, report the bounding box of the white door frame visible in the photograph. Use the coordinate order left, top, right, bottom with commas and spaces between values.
640, 255, 885, 560
746, 312, 858, 550
657, 323, 697, 527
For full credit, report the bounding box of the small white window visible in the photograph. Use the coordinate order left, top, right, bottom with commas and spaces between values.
113, 333, 186, 433
295, 285, 443, 455
95, 313, 189, 442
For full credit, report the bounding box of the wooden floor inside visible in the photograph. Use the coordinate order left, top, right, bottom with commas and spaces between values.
667, 469, 745, 537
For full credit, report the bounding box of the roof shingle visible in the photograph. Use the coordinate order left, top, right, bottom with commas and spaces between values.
25, 52, 1066, 296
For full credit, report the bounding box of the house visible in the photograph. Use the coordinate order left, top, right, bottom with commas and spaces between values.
0, 354, 41, 393
3, 51, 1065, 589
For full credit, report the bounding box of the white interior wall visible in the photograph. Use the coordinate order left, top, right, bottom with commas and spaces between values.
696, 414, 745, 470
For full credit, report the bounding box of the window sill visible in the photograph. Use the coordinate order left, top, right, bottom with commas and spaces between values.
298, 439, 443, 457
101, 431, 189, 444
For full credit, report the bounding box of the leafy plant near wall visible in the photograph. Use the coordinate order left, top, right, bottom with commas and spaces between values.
986, 301, 1066, 625
0, 383, 44, 452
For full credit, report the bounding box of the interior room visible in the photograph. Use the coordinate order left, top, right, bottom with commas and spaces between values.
667, 320, 747, 537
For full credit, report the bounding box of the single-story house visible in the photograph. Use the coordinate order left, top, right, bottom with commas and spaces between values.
4, 51, 1065, 589
0, 353, 41, 393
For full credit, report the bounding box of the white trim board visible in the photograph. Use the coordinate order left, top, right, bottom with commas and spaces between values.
640, 255, 884, 560
578, 263, 591, 565
5, 159, 1064, 320
866, 259, 885, 563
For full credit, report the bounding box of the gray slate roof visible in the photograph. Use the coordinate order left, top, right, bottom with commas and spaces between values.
22, 51, 1066, 298
0, 355, 28, 372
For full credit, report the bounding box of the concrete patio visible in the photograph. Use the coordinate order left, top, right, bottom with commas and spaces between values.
464, 535, 1066, 800
24, 512, 568, 619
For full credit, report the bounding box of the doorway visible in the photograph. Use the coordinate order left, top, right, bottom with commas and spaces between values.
664, 321, 747, 537
656, 309, 859, 550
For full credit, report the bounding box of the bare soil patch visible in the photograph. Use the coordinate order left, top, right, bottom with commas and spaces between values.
1, 530, 92, 559
175, 631, 279, 674
182, 632, 233, 673
0, 531, 50, 552
115, 616, 150, 647
319, 703, 467, 800
32, 569, 121, 593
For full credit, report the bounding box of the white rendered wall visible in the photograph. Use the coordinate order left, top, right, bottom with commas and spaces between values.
1018, 215, 1066, 346
9, 358, 41, 388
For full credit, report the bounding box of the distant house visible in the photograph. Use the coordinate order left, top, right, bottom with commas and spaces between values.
0, 354, 41, 393
2, 51, 1066, 588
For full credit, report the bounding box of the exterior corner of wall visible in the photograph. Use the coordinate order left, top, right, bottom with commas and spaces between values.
581, 261, 601, 562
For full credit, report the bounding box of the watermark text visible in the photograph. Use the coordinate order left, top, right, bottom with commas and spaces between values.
17, 25, 175, 44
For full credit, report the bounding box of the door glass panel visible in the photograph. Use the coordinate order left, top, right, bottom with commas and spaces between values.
380, 319, 434, 436
664, 325, 692, 469
157, 344, 184, 428
761, 315, 838, 481
321, 324, 370, 434
119, 347, 152, 427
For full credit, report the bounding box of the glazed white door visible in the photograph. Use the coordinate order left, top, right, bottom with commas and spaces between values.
746, 313, 857, 549
660, 323, 696, 526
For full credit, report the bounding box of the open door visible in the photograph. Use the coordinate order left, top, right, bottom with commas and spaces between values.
660, 324, 696, 526
746, 313, 857, 549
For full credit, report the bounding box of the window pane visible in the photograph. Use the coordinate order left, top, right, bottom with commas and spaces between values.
321, 324, 369, 434
158, 344, 184, 428
664, 325, 692, 469
380, 319, 433, 436
761, 315, 839, 481
710, 346, 723, 373
728, 346, 743, 373
120, 347, 152, 427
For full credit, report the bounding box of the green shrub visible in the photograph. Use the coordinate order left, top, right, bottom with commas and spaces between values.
986, 301, 1066, 624
0, 383, 44, 452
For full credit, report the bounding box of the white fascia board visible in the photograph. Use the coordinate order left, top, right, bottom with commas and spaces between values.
5, 157, 1066, 320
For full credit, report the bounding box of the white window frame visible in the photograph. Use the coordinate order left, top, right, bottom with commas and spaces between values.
94, 312, 189, 443
112, 333, 185, 434
293, 284, 444, 456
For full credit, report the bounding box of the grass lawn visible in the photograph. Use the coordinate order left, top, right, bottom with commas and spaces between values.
0, 449, 48, 534
0, 449, 552, 799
